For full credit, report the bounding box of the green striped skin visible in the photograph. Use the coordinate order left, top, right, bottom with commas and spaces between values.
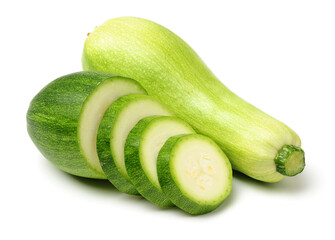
124, 116, 195, 207
83, 17, 305, 182
27, 71, 135, 179
97, 95, 171, 195
157, 134, 232, 215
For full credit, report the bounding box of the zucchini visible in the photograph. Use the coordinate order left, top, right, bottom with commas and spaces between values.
124, 116, 195, 207
82, 17, 305, 182
27, 71, 146, 179
157, 134, 232, 215
97, 95, 172, 194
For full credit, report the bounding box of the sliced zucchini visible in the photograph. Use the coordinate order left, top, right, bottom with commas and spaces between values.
125, 116, 195, 207
79, 76, 147, 177
157, 134, 232, 215
97, 95, 172, 195
27, 71, 146, 179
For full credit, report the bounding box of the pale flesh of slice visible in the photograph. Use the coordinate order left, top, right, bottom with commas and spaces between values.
111, 98, 172, 180
78, 78, 146, 175
140, 117, 195, 189
171, 136, 231, 204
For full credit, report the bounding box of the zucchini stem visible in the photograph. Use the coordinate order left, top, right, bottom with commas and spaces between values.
275, 145, 305, 176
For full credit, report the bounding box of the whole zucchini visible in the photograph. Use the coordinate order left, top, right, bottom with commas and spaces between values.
82, 17, 305, 182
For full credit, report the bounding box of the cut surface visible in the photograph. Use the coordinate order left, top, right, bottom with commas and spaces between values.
171, 135, 231, 204
124, 116, 195, 207
111, 96, 172, 181
140, 117, 195, 189
78, 78, 146, 175
157, 134, 232, 214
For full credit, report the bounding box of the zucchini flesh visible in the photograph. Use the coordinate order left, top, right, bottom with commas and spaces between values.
157, 134, 232, 215
97, 95, 172, 194
27, 71, 146, 179
125, 116, 195, 207
79, 77, 147, 175
82, 17, 305, 182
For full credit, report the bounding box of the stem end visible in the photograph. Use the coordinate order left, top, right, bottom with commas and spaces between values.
275, 145, 305, 176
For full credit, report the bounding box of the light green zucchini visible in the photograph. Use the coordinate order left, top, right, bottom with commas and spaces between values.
27, 71, 146, 179
82, 17, 305, 182
157, 134, 232, 215
124, 116, 195, 207
97, 95, 172, 194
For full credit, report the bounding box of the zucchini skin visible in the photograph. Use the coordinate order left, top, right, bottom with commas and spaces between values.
27, 71, 119, 179
124, 116, 174, 207
157, 134, 232, 215
82, 17, 304, 182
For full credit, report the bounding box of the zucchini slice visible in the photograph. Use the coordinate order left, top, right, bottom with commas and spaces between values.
27, 71, 146, 179
125, 116, 195, 207
157, 134, 232, 215
97, 95, 172, 194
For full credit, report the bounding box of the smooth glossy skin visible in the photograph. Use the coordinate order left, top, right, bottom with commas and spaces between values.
83, 17, 303, 182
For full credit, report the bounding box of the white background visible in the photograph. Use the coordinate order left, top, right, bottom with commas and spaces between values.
1, 0, 334, 239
